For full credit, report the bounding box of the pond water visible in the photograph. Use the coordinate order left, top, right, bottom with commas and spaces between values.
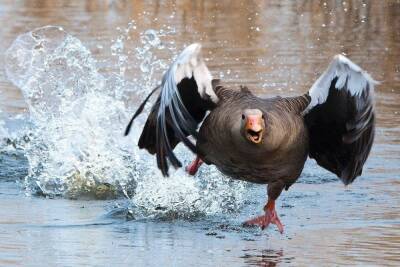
0, 1, 399, 266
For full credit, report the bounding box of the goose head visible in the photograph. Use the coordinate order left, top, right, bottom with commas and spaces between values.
241, 109, 265, 144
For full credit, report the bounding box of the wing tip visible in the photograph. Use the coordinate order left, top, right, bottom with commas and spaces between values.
180, 43, 202, 59
188, 42, 202, 49
124, 127, 130, 136
333, 54, 379, 86
124, 117, 134, 136
339, 173, 358, 186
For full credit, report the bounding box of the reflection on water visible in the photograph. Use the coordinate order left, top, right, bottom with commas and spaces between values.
240, 249, 286, 266
0, 0, 399, 266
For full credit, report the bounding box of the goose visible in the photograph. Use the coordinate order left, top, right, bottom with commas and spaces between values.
125, 43, 376, 233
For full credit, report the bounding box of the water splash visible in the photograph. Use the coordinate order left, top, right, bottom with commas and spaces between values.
4, 25, 247, 219
0, 109, 8, 143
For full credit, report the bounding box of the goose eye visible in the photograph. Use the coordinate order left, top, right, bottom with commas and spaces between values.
242, 114, 245, 120
262, 114, 265, 119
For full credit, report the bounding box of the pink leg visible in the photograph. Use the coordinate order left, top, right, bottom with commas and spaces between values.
243, 199, 284, 234
185, 156, 203, 175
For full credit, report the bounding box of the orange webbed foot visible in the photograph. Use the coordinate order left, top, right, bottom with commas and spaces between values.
243, 200, 284, 234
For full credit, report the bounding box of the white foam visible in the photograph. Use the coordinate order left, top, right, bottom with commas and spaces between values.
4, 25, 247, 218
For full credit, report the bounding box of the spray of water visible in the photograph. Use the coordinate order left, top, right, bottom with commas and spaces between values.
4, 25, 247, 219
0, 109, 7, 142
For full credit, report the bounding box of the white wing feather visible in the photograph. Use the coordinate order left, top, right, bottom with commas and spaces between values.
173, 43, 218, 103
305, 54, 378, 113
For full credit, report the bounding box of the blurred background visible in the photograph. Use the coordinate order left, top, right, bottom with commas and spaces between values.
0, 1, 399, 266
1, 1, 399, 120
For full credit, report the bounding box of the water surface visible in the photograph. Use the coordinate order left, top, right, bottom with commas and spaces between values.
0, 1, 399, 266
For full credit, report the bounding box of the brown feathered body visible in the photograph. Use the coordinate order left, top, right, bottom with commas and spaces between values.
196, 83, 310, 196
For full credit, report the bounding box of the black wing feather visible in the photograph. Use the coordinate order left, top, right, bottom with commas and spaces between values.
124, 85, 160, 136
129, 75, 215, 176
305, 77, 375, 185
125, 44, 218, 176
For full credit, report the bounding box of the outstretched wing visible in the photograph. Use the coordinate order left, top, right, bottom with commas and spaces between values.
304, 55, 377, 185
125, 43, 219, 176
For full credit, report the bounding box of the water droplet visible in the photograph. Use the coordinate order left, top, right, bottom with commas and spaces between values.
140, 58, 151, 73
143, 29, 161, 48
111, 39, 123, 55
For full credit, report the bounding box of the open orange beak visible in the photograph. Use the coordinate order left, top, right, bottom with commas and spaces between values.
245, 115, 264, 144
